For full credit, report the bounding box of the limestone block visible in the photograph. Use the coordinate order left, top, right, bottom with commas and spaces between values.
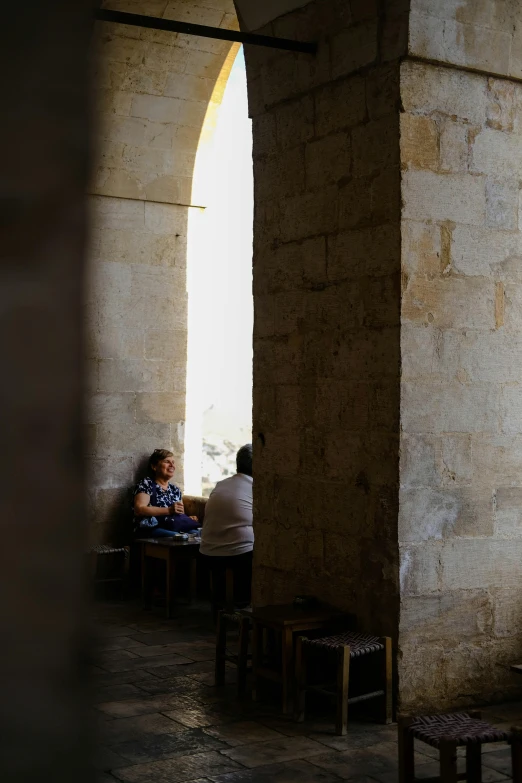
401, 324, 460, 382
304, 281, 363, 333
315, 75, 366, 137
397, 640, 447, 711
402, 170, 486, 225
164, 72, 215, 102
485, 178, 518, 231
473, 128, 522, 178
144, 175, 193, 205
401, 114, 439, 171
305, 133, 351, 188
458, 331, 522, 384
505, 283, 522, 333
93, 88, 133, 117
442, 539, 522, 590
98, 358, 185, 394
401, 220, 443, 280
402, 277, 495, 329
512, 28, 522, 79
144, 329, 187, 362
338, 176, 373, 230
491, 588, 522, 637
184, 49, 228, 80
370, 380, 400, 431
96, 419, 173, 459
399, 487, 494, 542
473, 434, 522, 487
88, 456, 135, 490
401, 382, 500, 434
275, 95, 314, 150
273, 290, 307, 336
261, 430, 300, 477
90, 391, 135, 433
367, 63, 400, 120
381, 9, 409, 62
279, 186, 338, 242
399, 542, 442, 595
352, 115, 400, 177
87, 325, 144, 361
92, 228, 186, 267
93, 32, 147, 67
400, 434, 440, 489
451, 224, 522, 279
400, 61, 486, 125
91, 58, 128, 92
141, 41, 189, 73
256, 236, 327, 294
121, 65, 168, 96
121, 145, 176, 176
362, 273, 400, 328
331, 21, 378, 80
144, 201, 189, 235
400, 590, 493, 643
410, 0, 519, 32
96, 114, 149, 147
252, 112, 277, 157
328, 223, 401, 281
501, 384, 522, 435
487, 78, 515, 131
256, 146, 305, 201
408, 10, 445, 62
164, 1, 225, 28
130, 94, 181, 123
254, 334, 303, 386
495, 488, 522, 538
129, 266, 187, 331
440, 434, 472, 487
440, 120, 469, 173
371, 166, 401, 225
443, 19, 511, 75
303, 326, 399, 382
90, 195, 145, 232
253, 294, 275, 338
253, 386, 276, 432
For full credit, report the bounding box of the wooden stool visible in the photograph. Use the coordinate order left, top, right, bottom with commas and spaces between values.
295, 631, 392, 735
398, 712, 516, 783
214, 568, 251, 696
87, 545, 130, 598
215, 608, 252, 696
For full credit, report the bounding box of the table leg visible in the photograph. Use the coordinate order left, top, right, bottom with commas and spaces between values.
189, 556, 197, 604
282, 627, 294, 715
141, 547, 151, 609
166, 551, 173, 619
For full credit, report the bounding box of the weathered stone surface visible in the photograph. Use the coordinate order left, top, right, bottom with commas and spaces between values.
401, 114, 439, 170
402, 170, 486, 225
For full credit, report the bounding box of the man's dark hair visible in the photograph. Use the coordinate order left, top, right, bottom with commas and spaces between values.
236, 443, 252, 477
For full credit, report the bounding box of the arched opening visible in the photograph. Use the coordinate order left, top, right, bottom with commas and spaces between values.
185, 47, 253, 496
87, 0, 241, 541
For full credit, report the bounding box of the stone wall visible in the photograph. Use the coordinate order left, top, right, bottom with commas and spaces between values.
88, 0, 237, 542
247, 0, 408, 637
399, 0, 522, 710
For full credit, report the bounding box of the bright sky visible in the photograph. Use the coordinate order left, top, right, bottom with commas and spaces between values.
185, 48, 253, 492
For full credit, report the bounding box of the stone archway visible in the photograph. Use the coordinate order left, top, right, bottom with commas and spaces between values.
88, 0, 239, 542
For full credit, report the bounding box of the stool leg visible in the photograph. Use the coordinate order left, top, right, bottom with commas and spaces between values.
381, 636, 393, 724
440, 739, 458, 783
237, 617, 250, 697
294, 636, 307, 723
215, 611, 227, 686
251, 622, 262, 702
398, 716, 415, 783
335, 645, 350, 736
511, 727, 522, 783
466, 743, 482, 783
188, 556, 197, 604
282, 627, 294, 715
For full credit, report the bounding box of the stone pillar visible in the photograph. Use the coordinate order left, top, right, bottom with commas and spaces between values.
399, 0, 522, 711
247, 0, 522, 709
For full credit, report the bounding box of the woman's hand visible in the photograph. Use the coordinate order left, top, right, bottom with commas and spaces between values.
169, 501, 185, 515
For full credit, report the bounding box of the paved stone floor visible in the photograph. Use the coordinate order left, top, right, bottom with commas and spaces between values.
92, 600, 520, 782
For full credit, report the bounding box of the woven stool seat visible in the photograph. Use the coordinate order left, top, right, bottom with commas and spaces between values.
304, 631, 384, 657
87, 545, 128, 555
410, 713, 509, 748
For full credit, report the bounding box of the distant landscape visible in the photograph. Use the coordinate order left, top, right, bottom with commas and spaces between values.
201, 406, 251, 497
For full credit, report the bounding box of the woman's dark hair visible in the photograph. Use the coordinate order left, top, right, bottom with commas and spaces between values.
148, 448, 174, 475
236, 444, 253, 477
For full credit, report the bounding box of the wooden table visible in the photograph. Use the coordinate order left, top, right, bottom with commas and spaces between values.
137, 538, 200, 618
242, 603, 352, 714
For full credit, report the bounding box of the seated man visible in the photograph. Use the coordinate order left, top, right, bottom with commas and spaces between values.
199, 443, 253, 605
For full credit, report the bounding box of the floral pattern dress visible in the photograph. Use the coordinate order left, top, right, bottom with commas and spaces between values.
133, 477, 182, 531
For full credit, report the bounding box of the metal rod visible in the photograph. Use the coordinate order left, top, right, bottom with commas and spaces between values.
95, 9, 317, 54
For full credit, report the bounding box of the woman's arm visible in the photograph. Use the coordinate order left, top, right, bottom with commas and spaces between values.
133, 493, 180, 518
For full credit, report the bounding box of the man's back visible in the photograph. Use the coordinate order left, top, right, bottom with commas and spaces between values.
200, 472, 253, 557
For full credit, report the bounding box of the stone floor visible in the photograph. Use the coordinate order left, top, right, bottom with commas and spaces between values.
92, 600, 520, 782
